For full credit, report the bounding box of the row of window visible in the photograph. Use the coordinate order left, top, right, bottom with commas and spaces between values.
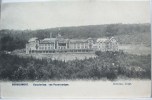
38, 45, 89, 50
71, 43, 89, 49
31, 44, 118, 50
29, 49, 92, 53
39, 44, 54, 46
58, 46, 66, 49
39, 47, 54, 50
72, 45, 88, 49
38, 43, 89, 49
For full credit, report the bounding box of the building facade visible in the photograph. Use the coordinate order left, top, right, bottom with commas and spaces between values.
26, 34, 119, 54
94, 37, 119, 52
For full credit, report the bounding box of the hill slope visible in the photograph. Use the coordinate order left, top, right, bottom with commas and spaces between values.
0, 23, 151, 51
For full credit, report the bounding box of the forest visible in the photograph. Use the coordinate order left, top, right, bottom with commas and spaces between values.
0, 51, 150, 81
0, 23, 151, 51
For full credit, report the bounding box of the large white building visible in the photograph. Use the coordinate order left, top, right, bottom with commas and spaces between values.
94, 37, 119, 51
26, 34, 119, 54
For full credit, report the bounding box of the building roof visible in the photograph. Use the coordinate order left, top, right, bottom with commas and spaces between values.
40, 38, 56, 44
69, 39, 88, 43
28, 37, 38, 42
96, 38, 109, 43
43, 38, 56, 41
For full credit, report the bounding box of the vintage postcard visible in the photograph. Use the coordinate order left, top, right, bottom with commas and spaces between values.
0, 0, 151, 99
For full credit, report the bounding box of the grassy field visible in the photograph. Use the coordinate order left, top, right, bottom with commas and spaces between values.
16, 52, 97, 61
119, 44, 151, 55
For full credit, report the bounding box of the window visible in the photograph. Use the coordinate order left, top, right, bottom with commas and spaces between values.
81, 43, 84, 49
58, 43, 66, 46
74, 44, 76, 49
85, 44, 88, 49
77, 43, 80, 49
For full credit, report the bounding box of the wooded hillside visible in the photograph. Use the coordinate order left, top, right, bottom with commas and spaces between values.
0, 23, 150, 51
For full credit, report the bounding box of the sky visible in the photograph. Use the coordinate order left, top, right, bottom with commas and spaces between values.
0, 0, 151, 30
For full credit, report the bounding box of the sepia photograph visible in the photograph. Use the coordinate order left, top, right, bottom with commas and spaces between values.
0, 0, 151, 98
